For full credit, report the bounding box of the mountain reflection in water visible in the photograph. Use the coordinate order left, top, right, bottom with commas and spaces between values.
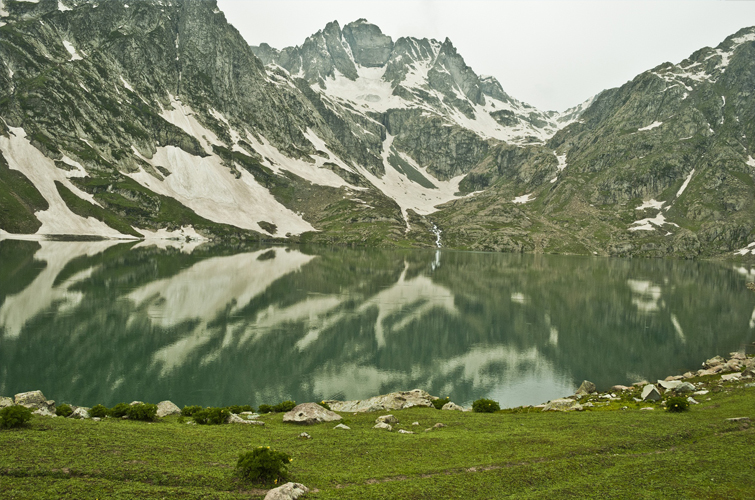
0, 239, 753, 409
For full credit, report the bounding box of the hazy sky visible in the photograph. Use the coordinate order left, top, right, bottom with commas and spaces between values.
216, 1, 755, 111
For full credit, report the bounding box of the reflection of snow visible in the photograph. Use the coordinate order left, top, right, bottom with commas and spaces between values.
670, 313, 686, 343
627, 279, 663, 313
0, 241, 121, 338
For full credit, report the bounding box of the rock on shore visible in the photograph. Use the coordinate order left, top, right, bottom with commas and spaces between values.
325, 389, 435, 412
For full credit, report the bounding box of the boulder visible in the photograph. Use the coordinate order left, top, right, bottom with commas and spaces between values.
333, 424, 350, 430
703, 355, 725, 368
610, 385, 632, 392
70, 407, 90, 419
282, 403, 342, 425
641, 385, 661, 401
264, 482, 309, 500
729, 351, 746, 360
658, 380, 682, 391
541, 398, 581, 412
575, 380, 596, 395
14, 390, 47, 409
640, 407, 654, 411
687, 397, 699, 405
373, 422, 392, 431
675, 382, 696, 393
1, 397, 14, 408
240, 412, 260, 419
33, 407, 56, 417
721, 373, 741, 381
441, 402, 464, 411
326, 389, 435, 413
682, 372, 695, 379
156, 400, 181, 418
664, 375, 683, 381
425, 423, 447, 432
397, 429, 414, 434
129, 401, 144, 406
227, 413, 261, 425
411, 422, 420, 426
298, 432, 311, 439
376, 415, 398, 425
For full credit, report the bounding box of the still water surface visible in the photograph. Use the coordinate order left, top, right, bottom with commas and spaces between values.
1, 239, 753, 409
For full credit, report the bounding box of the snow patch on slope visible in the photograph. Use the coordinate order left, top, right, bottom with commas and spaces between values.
63, 41, 83, 61
638, 121, 663, 132
130, 146, 314, 236
734, 242, 755, 256
134, 225, 206, 254
0, 127, 135, 238
159, 94, 219, 154
636, 199, 665, 211
629, 213, 679, 232
57, 1, 71, 12
676, 169, 695, 198
512, 193, 534, 204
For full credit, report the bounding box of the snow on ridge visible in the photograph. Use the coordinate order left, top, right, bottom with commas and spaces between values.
747, 156, 755, 168
119, 76, 134, 92
58, 1, 71, 12
636, 199, 665, 211
629, 212, 678, 232
638, 121, 663, 132
0, 0, 9, 17
734, 242, 755, 256
63, 40, 83, 61
512, 193, 533, 204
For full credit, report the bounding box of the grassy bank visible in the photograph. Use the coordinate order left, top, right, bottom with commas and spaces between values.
1, 377, 754, 499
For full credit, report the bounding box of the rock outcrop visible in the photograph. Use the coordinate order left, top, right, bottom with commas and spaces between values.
326, 389, 435, 412
282, 403, 342, 425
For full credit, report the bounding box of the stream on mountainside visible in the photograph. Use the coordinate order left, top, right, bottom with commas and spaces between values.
1, 238, 753, 409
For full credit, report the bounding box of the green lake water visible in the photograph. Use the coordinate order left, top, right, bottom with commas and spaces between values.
1, 239, 753, 409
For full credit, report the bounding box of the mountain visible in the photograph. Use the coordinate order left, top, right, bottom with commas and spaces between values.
1, 0, 754, 258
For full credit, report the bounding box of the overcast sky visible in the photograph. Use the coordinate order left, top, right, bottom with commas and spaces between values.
216, 0, 755, 112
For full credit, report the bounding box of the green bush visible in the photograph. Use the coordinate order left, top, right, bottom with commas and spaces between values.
236, 446, 292, 484
181, 405, 203, 417
1, 405, 33, 429
56, 404, 74, 417
193, 407, 230, 425
472, 398, 500, 413
227, 405, 254, 414
110, 403, 130, 418
89, 404, 109, 418
272, 401, 296, 413
317, 401, 331, 411
257, 404, 273, 414
126, 403, 158, 421
666, 396, 690, 413
432, 397, 450, 410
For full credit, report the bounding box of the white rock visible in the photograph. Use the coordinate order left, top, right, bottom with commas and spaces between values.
1, 397, 14, 408
298, 432, 311, 439
264, 482, 309, 500
327, 389, 434, 413
373, 422, 392, 431
441, 402, 464, 411
541, 398, 581, 412
70, 407, 90, 419
227, 413, 263, 425
703, 355, 725, 368
640, 407, 655, 411
333, 424, 350, 430
156, 400, 181, 418
411, 421, 419, 426
721, 373, 741, 381
375, 414, 398, 424
687, 397, 699, 405
693, 390, 709, 396
641, 385, 661, 401
282, 403, 342, 425
675, 382, 696, 393
658, 380, 682, 391
33, 407, 56, 417
14, 391, 47, 408
397, 429, 414, 434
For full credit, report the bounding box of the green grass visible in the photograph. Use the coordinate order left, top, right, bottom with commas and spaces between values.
1, 378, 753, 499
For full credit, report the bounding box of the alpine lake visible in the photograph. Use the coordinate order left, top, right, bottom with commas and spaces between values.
1, 238, 754, 410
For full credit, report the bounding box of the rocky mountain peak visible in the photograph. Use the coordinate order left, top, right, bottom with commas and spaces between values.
341, 19, 394, 68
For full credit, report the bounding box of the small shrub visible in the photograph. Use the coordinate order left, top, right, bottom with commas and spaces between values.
432, 397, 450, 410
56, 404, 74, 417
181, 405, 203, 417
257, 404, 273, 414
666, 396, 690, 413
236, 446, 292, 484
472, 398, 500, 413
193, 407, 230, 425
0, 405, 33, 429
227, 405, 254, 414
317, 401, 331, 411
110, 403, 130, 418
89, 404, 109, 418
126, 403, 158, 421
272, 400, 296, 413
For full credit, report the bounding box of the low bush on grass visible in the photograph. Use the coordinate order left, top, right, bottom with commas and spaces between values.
272, 401, 296, 413
181, 405, 203, 417
55, 404, 73, 417
193, 407, 230, 425
126, 403, 158, 421
0, 405, 33, 429
666, 396, 690, 413
236, 446, 292, 484
257, 404, 273, 414
318, 401, 331, 411
89, 404, 109, 418
472, 398, 500, 413
110, 403, 130, 418
432, 397, 450, 410
227, 405, 254, 414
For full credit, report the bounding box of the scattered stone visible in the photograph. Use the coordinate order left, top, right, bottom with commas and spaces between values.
397, 429, 414, 434
633, 380, 649, 387
411, 422, 419, 426
658, 380, 682, 391
282, 403, 342, 425
70, 407, 90, 419
533, 404, 546, 409
156, 400, 181, 418
725, 417, 751, 423
664, 375, 684, 381
675, 382, 696, 393
326, 389, 434, 413
693, 390, 709, 396
299, 432, 312, 439
186, 421, 196, 425
441, 402, 464, 411
433, 423, 446, 428
687, 397, 699, 405
92, 417, 101, 422
542, 398, 582, 412
264, 481, 309, 500
582, 402, 594, 407
741, 368, 755, 379
227, 413, 263, 425
682, 371, 695, 379
240, 412, 260, 419
641, 385, 661, 402
373, 422, 392, 431
333, 424, 350, 430
33, 407, 56, 417
0, 397, 13, 408
610, 385, 631, 392
640, 407, 654, 411
703, 356, 725, 368
633, 398, 642, 402
14, 391, 48, 409
721, 373, 741, 381
576, 380, 596, 395
730, 351, 746, 360
375, 415, 398, 425
129, 401, 144, 406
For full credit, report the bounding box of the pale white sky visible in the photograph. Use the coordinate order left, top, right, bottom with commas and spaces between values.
216, 0, 755, 111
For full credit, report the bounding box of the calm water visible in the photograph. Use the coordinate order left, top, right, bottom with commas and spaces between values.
1, 239, 754, 409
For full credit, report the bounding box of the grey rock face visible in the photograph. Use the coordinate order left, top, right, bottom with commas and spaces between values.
14, 391, 47, 408
282, 403, 342, 425
342, 19, 394, 67
327, 389, 435, 413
